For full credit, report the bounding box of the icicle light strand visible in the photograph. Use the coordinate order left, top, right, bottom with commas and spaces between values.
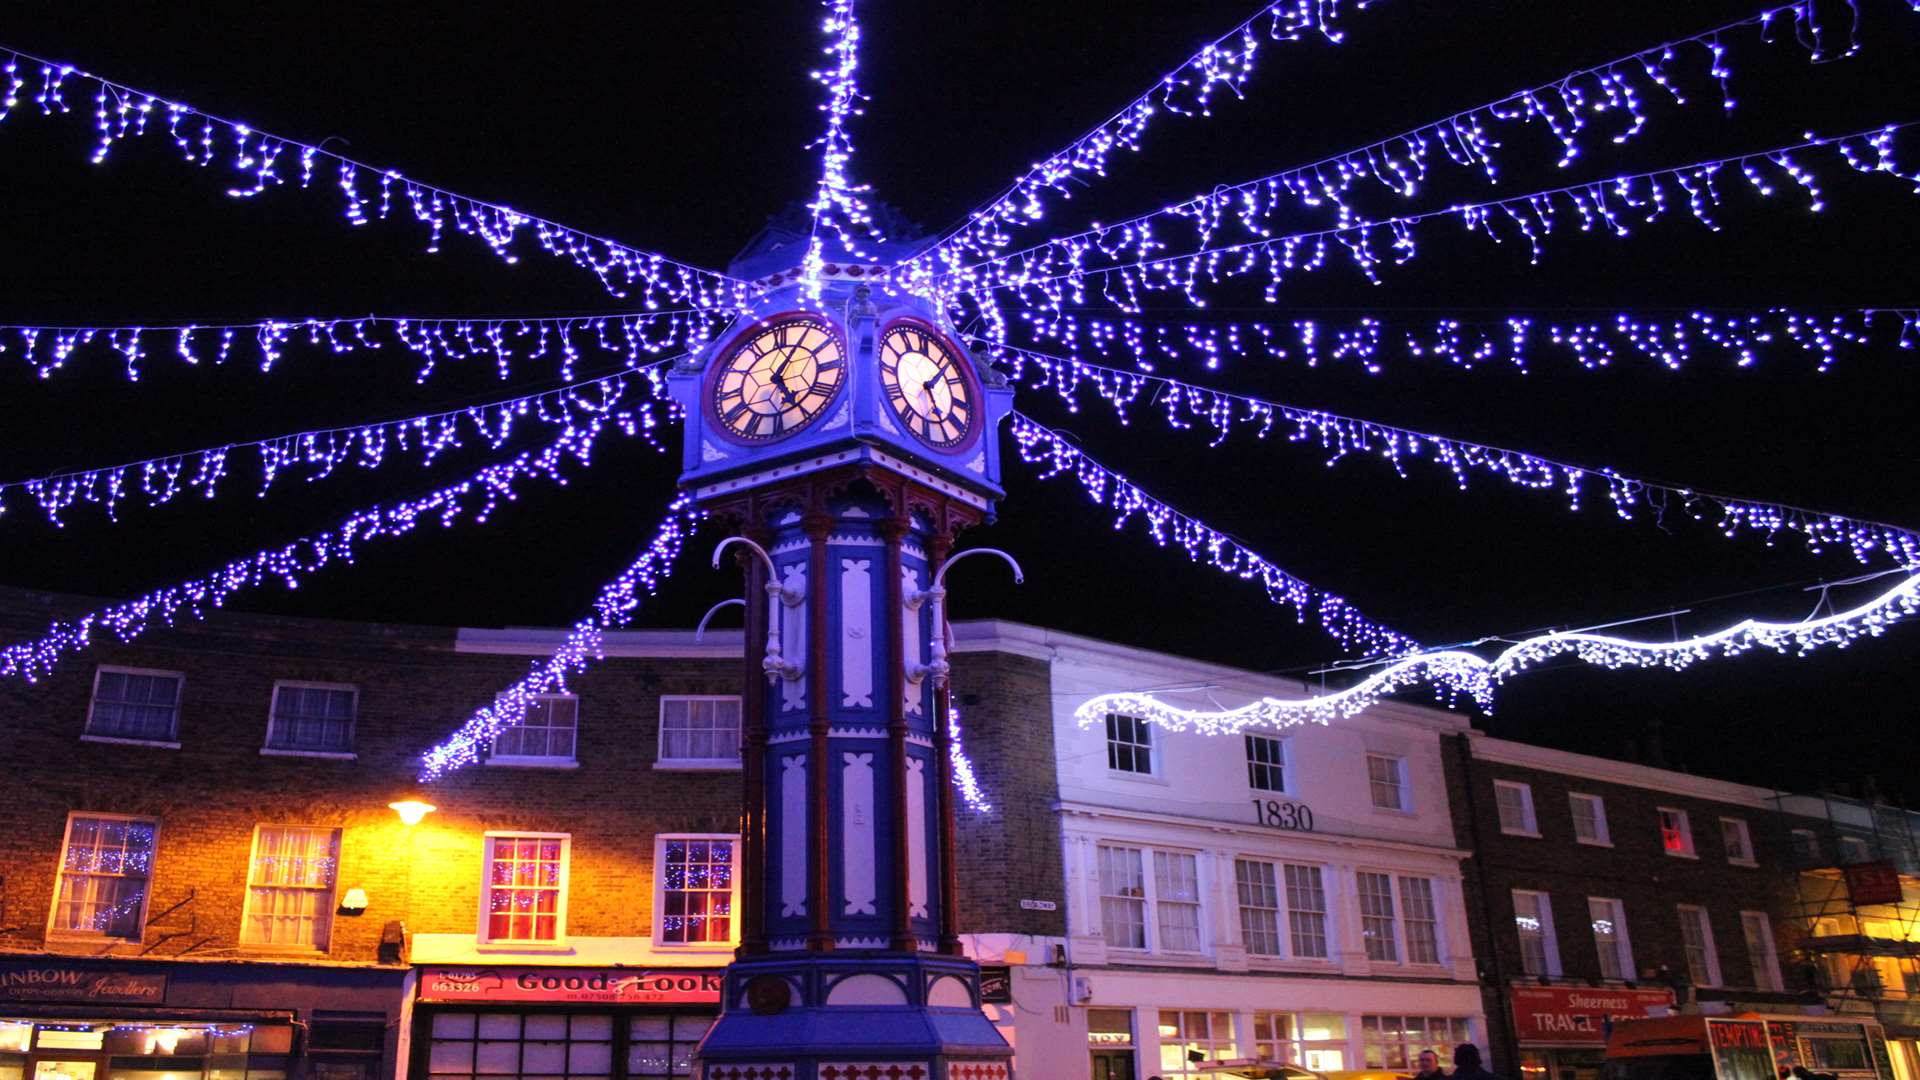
916, 0, 1891, 282
419, 493, 705, 779
946, 123, 1920, 327
926, 0, 1377, 267
0, 45, 753, 308
1007, 411, 1418, 656
1006, 306, 1918, 375
1073, 572, 1920, 732
988, 340, 1920, 567
0, 417, 641, 684
0, 310, 724, 383
0, 361, 677, 528
800, 0, 886, 297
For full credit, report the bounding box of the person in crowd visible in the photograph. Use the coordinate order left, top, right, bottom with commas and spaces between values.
1452, 1043, 1505, 1080
1416, 1049, 1447, 1080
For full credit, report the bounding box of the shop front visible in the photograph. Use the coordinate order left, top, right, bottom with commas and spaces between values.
0, 958, 403, 1080
1508, 984, 1676, 1080
409, 966, 723, 1080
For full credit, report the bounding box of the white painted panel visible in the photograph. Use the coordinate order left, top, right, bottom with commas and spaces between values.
842, 752, 877, 915
780, 563, 807, 713
824, 973, 907, 1006
839, 558, 874, 707
780, 754, 807, 918
900, 565, 924, 716
907, 756, 930, 919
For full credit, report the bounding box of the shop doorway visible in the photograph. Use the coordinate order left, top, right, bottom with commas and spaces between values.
1091, 1048, 1136, 1080
31, 1061, 98, 1080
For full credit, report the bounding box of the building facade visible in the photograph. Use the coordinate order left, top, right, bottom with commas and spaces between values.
949, 622, 1487, 1080
1444, 732, 1826, 1080
0, 588, 1059, 1080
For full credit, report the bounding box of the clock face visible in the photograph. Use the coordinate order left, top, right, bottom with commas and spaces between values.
878, 323, 974, 450
710, 317, 847, 441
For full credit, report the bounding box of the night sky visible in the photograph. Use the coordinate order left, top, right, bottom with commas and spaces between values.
1, 3, 1916, 799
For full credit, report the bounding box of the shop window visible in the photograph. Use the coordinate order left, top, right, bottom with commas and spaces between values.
1741, 911, 1783, 991
1495, 781, 1539, 836
1658, 808, 1695, 857
1259, 1012, 1348, 1072
656, 696, 741, 767
1087, 1008, 1135, 1049
426, 1012, 614, 1080
628, 1014, 714, 1079
1158, 1011, 1233, 1078
1364, 1016, 1473, 1070
1589, 897, 1633, 981
1513, 889, 1561, 977
654, 834, 736, 947
1720, 818, 1756, 866
1245, 733, 1287, 792
86, 667, 183, 742
49, 812, 159, 939
1368, 754, 1406, 810
480, 833, 569, 945
308, 1014, 385, 1080
1677, 904, 1722, 987
242, 825, 341, 950
264, 682, 356, 754
1358, 872, 1399, 963
1285, 864, 1330, 959
1106, 714, 1153, 775
1569, 793, 1610, 846
490, 696, 578, 765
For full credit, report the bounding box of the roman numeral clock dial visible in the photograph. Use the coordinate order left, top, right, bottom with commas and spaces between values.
710, 317, 846, 441
878, 324, 974, 450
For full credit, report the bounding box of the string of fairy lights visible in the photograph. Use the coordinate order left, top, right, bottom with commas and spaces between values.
0, 0, 1913, 800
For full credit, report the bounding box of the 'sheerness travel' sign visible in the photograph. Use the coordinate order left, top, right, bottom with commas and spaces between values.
417, 966, 722, 1004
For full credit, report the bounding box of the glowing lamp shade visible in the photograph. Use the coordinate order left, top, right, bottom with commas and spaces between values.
388, 800, 435, 826
340, 888, 369, 913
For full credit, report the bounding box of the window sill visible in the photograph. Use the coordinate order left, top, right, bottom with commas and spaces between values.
1664, 850, 1700, 860
1727, 859, 1759, 869
486, 757, 581, 769
475, 941, 576, 955
238, 943, 329, 957
1576, 838, 1614, 847
649, 941, 737, 953
46, 930, 140, 943
80, 734, 180, 749
653, 760, 743, 772
260, 747, 357, 760
1107, 770, 1170, 786
1500, 828, 1543, 839
1371, 805, 1416, 817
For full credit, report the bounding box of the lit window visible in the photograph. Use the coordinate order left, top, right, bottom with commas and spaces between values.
1720, 818, 1755, 865
1259, 1012, 1348, 1072
1589, 897, 1632, 981
266, 682, 356, 753
1158, 1010, 1233, 1078
1236, 859, 1283, 956
629, 1014, 716, 1079
242, 825, 340, 949
1741, 911, 1782, 991
86, 667, 183, 742
1400, 877, 1441, 965
1367, 754, 1405, 810
658, 696, 741, 766
481, 833, 568, 945
1357, 872, 1399, 963
49, 813, 158, 939
1285, 864, 1330, 959
1658, 808, 1695, 857
1513, 889, 1561, 976
1097, 844, 1147, 949
1107, 714, 1153, 774
1154, 851, 1203, 953
1677, 904, 1721, 986
1495, 781, 1538, 836
1245, 733, 1287, 792
491, 695, 578, 763
1364, 1017, 1473, 1070
1569, 793, 1610, 846
655, 835, 735, 947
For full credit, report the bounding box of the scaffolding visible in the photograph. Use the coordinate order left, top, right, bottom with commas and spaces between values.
1771, 789, 1920, 1040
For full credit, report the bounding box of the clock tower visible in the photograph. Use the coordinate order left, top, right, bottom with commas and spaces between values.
673, 224, 1017, 1080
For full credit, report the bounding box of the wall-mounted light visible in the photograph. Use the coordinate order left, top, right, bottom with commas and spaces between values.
339, 888, 369, 915
388, 800, 435, 826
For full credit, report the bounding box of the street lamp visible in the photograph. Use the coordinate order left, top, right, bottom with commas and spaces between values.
388, 800, 436, 825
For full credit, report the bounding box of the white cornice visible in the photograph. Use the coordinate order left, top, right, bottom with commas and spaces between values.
1055, 799, 1471, 861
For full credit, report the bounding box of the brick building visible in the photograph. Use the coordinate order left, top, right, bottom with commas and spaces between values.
0, 587, 1063, 1080
1443, 731, 1825, 1080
